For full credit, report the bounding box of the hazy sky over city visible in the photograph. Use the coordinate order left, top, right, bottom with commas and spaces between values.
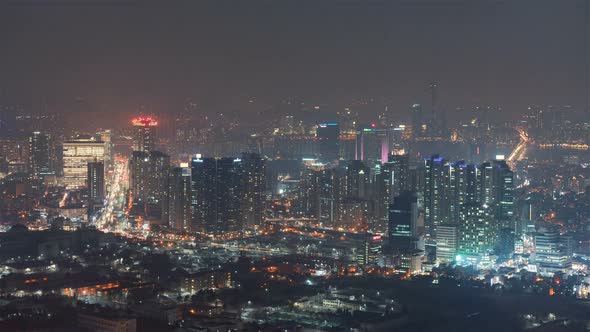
0, 0, 587, 119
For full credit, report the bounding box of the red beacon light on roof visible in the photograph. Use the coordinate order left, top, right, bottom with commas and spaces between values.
131, 117, 159, 127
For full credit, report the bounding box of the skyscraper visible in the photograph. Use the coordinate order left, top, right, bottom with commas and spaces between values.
167, 165, 192, 232
62, 136, 106, 188
132, 117, 158, 152
458, 203, 495, 263
342, 160, 370, 200
240, 153, 266, 232
448, 161, 478, 225
190, 156, 245, 236
29, 131, 56, 179
129, 150, 170, 218
423, 155, 449, 243
383, 153, 410, 199
478, 159, 514, 228
388, 191, 419, 251
316, 122, 340, 161
87, 160, 105, 206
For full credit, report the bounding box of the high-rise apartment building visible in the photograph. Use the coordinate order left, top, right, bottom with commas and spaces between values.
458, 203, 496, 263
424, 155, 449, 242
167, 165, 192, 232
129, 150, 170, 216
240, 153, 266, 232
190, 154, 265, 236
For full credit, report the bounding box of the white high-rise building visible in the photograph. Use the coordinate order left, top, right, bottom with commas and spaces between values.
62, 136, 105, 188
436, 224, 459, 265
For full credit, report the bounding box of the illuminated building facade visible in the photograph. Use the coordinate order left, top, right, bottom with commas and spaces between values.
29, 132, 56, 179
132, 117, 158, 152
424, 155, 449, 243
62, 136, 105, 188
534, 230, 573, 275
436, 224, 458, 265
356, 234, 382, 266
458, 203, 495, 262
355, 125, 391, 163
240, 153, 266, 232
191, 154, 264, 236
298, 165, 335, 223
129, 150, 170, 217
88, 160, 105, 206
341, 160, 370, 200
167, 165, 192, 232
477, 159, 514, 228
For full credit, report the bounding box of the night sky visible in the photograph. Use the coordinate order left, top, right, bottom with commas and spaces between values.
0, 0, 587, 122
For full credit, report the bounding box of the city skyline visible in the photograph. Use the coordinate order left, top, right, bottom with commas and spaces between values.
1, 1, 590, 331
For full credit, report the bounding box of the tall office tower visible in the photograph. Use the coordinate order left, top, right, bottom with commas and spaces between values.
423, 155, 449, 243
316, 122, 340, 161
436, 224, 459, 265
87, 161, 105, 205
410, 103, 424, 139
240, 153, 266, 232
129, 150, 170, 215
29, 132, 56, 179
190, 156, 243, 236
167, 165, 192, 232
458, 203, 496, 263
355, 125, 391, 163
62, 136, 106, 188
388, 191, 419, 250
534, 230, 573, 275
342, 160, 370, 200
132, 117, 158, 152
478, 159, 514, 228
